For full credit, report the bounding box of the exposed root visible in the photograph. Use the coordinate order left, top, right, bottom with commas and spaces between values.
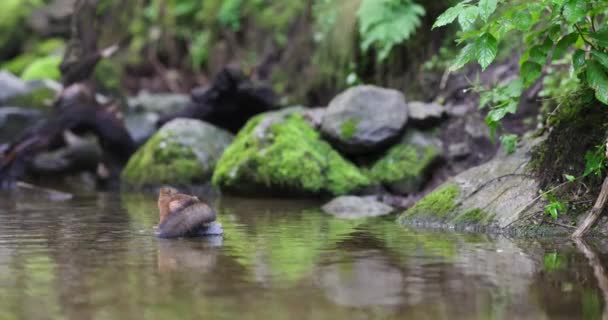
572, 175, 608, 238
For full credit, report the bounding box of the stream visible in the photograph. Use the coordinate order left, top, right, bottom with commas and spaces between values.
0, 191, 606, 320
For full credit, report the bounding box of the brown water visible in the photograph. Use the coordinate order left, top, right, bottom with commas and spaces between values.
0, 191, 607, 320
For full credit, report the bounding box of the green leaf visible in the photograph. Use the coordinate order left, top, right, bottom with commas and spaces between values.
565, 174, 576, 182
478, 0, 497, 21
458, 6, 479, 31
521, 61, 543, 86
547, 25, 562, 42
513, 10, 533, 31
475, 33, 498, 70
584, 145, 607, 177
563, 0, 587, 25
587, 60, 608, 105
591, 50, 608, 70
588, 30, 608, 47
433, 3, 465, 29
540, 37, 554, 54
529, 46, 548, 65
573, 49, 586, 72
450, 42, 476, 71
552, 33, 578, 60
500, 134, 518, 154
504, 79, 524, 98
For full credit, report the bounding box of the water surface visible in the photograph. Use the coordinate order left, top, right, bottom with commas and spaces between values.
0, 192, 606, 320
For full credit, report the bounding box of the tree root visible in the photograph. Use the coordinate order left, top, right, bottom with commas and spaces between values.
572, 175, 608, 238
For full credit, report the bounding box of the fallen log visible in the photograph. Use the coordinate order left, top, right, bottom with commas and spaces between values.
0, 85, 135, 189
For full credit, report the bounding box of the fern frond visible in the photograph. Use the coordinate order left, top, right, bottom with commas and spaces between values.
357, 0, 426, 62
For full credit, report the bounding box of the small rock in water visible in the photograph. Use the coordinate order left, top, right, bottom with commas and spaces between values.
322, 196, 394, 219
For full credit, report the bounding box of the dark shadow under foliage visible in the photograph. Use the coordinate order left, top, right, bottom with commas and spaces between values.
532, 89, 608, 195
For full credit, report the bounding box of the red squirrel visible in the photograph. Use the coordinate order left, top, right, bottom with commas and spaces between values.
156, 187, 221, 238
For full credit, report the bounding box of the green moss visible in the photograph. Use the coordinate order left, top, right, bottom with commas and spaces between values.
3, 38, 64, 75
212, 113, 370, 195
340, 118, 359, 139
121, 131, 205, 188
21, 55, 62, 81
453, 208, 489, 224
369, 143, 439, 184
401, 184, 459, 219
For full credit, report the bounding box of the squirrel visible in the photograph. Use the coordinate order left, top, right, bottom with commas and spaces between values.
156, 187, 221, 238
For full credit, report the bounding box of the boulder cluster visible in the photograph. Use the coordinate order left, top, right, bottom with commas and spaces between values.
120, 85, 446, 213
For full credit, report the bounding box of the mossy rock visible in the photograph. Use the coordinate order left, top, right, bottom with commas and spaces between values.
122, 119, 234, 189
212, 109, 371, 196
400, 184, 460, 221
369, 130, 441, 195
21, 55, 62, 81
398, 138, 546, 231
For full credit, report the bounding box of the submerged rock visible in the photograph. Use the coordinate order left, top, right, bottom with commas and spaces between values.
212, 109, 371, 196
121, 119, 234, 188
399, 138, 546, 230
322, 196, 394, 219
321, 85, 408, 154
369, 130, 442, 195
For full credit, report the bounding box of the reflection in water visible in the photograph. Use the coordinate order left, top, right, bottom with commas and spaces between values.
574, 239, 608, 320
316, 250, 405, 307
0, 193, 606, 319
157, 238, 221, 273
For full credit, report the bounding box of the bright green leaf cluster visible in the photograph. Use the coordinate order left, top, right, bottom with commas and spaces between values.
435, 0, 608, 128
544, 193, 567, 220
583, 144, 607, 177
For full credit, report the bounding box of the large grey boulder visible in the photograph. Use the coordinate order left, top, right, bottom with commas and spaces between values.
322, 196, 394, 219
121, 118, 234, 188
321, 85, 408, 154
399, 138, 547, 230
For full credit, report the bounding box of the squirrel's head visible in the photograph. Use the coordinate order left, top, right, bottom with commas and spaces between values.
159, 186, 179, 198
